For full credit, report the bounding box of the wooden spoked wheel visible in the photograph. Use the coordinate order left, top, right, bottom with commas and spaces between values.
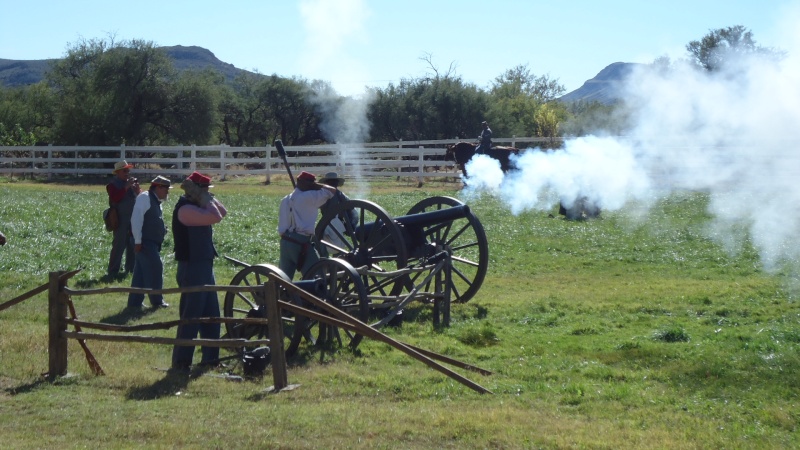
314, 199, 409, 300
222, 264, 295, 356
288, 258, 370, 354
403, 196, 489, 303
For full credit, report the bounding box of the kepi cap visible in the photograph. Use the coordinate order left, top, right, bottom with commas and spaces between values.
297, 171, 316, 182
113, 160, 134, 173
187, 171, 213, 187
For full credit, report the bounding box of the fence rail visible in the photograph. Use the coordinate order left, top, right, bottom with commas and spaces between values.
0, 137, 561, 183
47, 271, 290, 388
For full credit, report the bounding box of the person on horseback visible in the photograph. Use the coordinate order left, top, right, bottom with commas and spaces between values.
476, 121, 492, 154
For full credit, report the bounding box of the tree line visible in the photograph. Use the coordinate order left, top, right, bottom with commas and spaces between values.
0, 26, 780, 147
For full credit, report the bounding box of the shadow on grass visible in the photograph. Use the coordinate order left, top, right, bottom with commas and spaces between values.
3, 377, 50, 396
126, 371, 191, 401
74, 272, 130, 289
99, 305, 163, 325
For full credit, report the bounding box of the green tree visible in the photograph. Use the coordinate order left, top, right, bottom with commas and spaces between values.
560, 100, 631, 137
47, 37, 218, 145
0, 82, 56, 144
0, 122, 37, 146
218, 73, 321, 147
487, 65, 566, 138
686, 25, 785, 72
368, 75, 487, 141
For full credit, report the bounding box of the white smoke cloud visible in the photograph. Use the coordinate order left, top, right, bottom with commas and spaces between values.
463, 8, 800, 275
299, 0, 375, 198
299, 0, 371, 97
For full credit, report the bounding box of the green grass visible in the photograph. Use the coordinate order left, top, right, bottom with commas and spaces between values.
1, 177, 798, 449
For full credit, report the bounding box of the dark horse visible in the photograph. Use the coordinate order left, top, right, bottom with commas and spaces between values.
445, 142, 520, 177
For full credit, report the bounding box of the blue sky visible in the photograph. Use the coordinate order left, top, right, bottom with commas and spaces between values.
0, 0, 794, 95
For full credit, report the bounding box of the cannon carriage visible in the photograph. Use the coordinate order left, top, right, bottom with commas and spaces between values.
221, 195, 489, 360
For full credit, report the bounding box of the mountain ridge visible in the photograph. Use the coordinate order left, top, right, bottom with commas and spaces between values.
0, 46, 630, 103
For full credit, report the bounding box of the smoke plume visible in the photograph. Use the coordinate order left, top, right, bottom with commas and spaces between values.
299, 0, 375, 198
463, 12, 800, 276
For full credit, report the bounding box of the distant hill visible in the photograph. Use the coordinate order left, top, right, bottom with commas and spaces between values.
0, 58, 56, 86
558, 62, 644, 104
2, 47, 639, 105
0, 45, 254, 88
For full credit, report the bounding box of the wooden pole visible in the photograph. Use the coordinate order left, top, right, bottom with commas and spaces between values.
443, 253, 451, 327
48, 271, 68, 380
270, 273, 493, 394
278, 301, 491, 375
265, 282, 288, 390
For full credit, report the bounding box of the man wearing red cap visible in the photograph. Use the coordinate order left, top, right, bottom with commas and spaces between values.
277, 171, 336, 279
106, 160, 140, 278
170, 171, 228, 372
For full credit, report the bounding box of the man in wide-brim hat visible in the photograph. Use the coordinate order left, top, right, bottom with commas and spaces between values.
319, 171, 346, 187
112, 160, 134, 174
318, 171, 357, 256
106, 160, 141, 278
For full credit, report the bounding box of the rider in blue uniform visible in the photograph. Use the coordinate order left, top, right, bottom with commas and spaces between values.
476, 121, 492, 154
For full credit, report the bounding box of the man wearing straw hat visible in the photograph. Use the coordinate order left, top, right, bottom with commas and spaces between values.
126, 176, 172, 310
106, 160, 141, 278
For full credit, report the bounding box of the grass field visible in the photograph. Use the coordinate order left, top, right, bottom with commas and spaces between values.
0, 176, 798, 449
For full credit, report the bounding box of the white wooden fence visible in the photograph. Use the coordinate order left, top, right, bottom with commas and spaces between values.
0, 137, 560, 184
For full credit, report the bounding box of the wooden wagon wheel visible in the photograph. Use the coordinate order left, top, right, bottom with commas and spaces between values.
288, 258, 370, 355
403, 196, 489, 303
222, 264, 296, 357
314, 199, 409, 299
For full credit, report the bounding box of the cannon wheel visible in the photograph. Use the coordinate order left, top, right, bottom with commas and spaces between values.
314, 199, 409, 299
404, 196, 489, 303
222, 264, 296, 357
288, 258, 370, 355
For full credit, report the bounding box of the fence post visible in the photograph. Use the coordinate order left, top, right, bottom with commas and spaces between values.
396, 139, 403, 181
47, 145, 53, 181
190, 145, 197, 172
220, 146, 227, 181
48, 271, 68, 380
417, 146, 424, 187
264, 282, 288, 390
265, 145, 271, 185
511, 135, 516, 148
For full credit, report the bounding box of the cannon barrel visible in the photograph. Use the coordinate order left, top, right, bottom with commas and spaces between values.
356, 204, 471, 237
394, 204, 470, 229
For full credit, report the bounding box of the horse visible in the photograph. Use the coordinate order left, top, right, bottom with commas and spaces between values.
445, 142, 520, 178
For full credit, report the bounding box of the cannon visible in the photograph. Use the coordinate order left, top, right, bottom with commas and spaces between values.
314, 196, 489, 304
221, 196, 488, 359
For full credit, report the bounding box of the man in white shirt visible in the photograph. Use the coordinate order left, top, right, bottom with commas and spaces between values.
127, 176, 171, 309
277, 171, 335, 280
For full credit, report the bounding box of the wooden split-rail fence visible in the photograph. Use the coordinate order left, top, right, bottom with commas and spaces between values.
1, 270, 494, 394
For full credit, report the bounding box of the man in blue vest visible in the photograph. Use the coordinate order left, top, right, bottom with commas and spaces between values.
106, 160, 141, 278
171, 171, 227, 372
127, 176, 172, 309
